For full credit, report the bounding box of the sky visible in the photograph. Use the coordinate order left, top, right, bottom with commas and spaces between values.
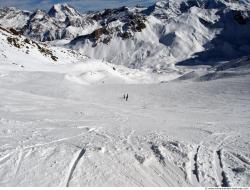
0, 0, 156, 13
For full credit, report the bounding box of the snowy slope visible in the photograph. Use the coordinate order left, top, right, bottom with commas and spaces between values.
176, 55, 250, 81
0, 61, 250, 186
0, 26, 87, 72
0, 26, 182, 84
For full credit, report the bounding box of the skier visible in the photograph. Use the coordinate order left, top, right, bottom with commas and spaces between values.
125, 94, 128, 101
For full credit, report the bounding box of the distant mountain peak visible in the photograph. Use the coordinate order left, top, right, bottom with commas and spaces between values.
48, 3, 80, 21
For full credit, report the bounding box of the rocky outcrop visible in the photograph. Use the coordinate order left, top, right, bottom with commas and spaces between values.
0, 27, 58, 61
0, 3, 148, 44
69, 6, 147, 46
0, 4, 94, 41
233, 11, 249, 25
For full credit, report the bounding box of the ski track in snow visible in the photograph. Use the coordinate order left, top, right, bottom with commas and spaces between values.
65, 148, 86, 187
190, 133, 233, 186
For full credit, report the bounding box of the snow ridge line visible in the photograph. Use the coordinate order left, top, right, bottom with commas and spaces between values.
65, 148, 86, 187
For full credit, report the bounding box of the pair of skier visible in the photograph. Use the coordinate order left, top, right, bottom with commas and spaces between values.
123, 94, 129, 101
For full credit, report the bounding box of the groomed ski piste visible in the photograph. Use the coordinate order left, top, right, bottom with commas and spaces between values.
0, 0, 250, 187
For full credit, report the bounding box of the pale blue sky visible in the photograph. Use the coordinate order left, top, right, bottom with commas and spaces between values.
0, 0, 155, 12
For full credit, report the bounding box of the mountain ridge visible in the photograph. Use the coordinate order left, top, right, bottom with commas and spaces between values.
0, 0, 250, 70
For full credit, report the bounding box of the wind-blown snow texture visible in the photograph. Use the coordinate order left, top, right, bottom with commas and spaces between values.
0, 0, 250, 187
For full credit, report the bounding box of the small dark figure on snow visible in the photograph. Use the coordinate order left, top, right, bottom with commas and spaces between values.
125, 94, 128, 101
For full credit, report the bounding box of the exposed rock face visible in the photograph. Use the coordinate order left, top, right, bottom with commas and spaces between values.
91, 28, 109, 40
0, 4, 95, 41
9, 28, 22, 35
92, 6, 147, 38
68, 6, 147, 47
92, 6, 129, 21
233, 10, 249, 24
121, 14, 146, 32
0, 3, 147, 43
0, 27, 58, 61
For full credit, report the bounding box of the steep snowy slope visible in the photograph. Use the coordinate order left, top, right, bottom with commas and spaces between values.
68, 0, 250, 70
0, 7, 30, 30
0, 26, 181, 84
176, 55, 250, 81
0, 26, 87, 72
67, 2, 213, 69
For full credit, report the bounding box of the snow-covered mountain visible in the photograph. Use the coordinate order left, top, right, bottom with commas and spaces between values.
0, 7, 31, 31
68, 0, 250, 69
0, 0, 250, 70
0, 4, 97, 42
0, 26, 179, 84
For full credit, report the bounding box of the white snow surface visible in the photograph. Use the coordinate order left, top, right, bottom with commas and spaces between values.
0, 27, 250, 187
